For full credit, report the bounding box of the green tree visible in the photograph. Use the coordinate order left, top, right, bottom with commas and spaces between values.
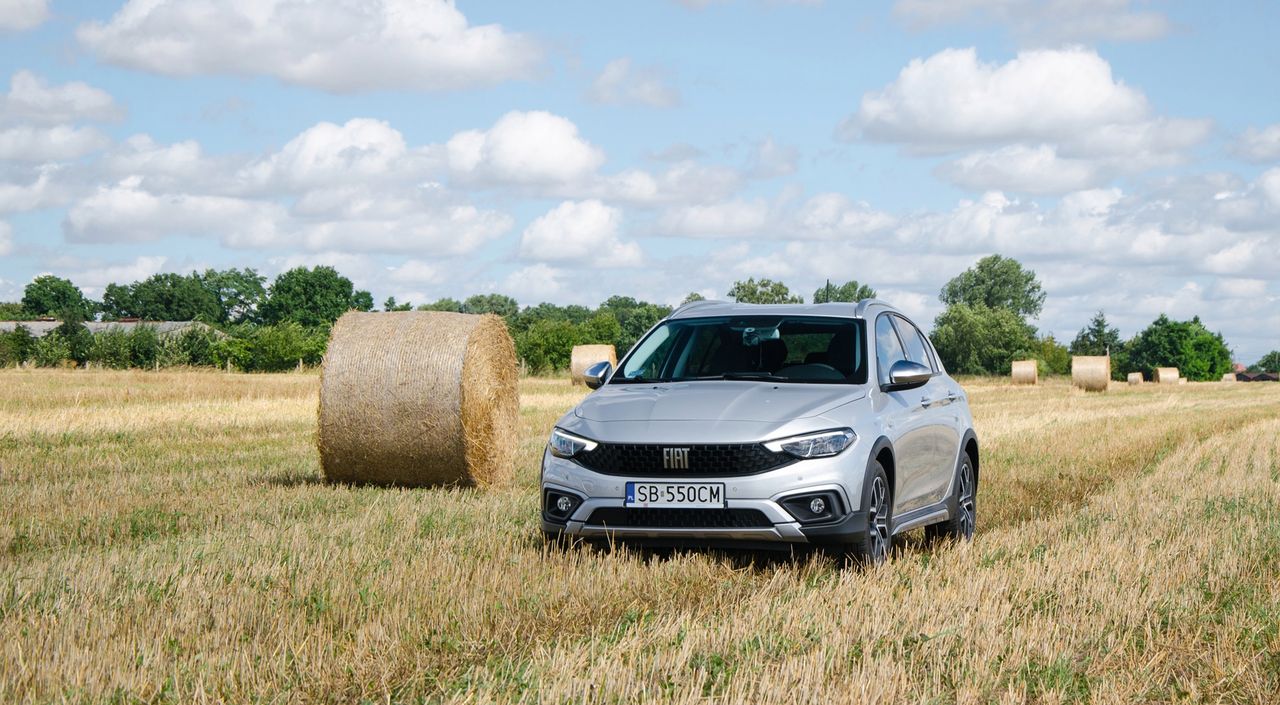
0, 325, 35, 365
940, 255, 1045, 319
260, 266, 371, 327
126, 273, 223, 322
352, 290, 374, 312
0, 302, 32, 320
597, 296, 672, 355
129, 325, 160, 369
89, 329, 133, 369
931, 304, 1036, 375
514, 319, 579, 374
32, 332, 70, 367
578, 311, 622, 346
812, 279, 876, 304
1035, 335, 1071, 376
463, 293, 519, 319
22, 275, 94, 319
727, 278, 803, 304
383, 296, 412, 312
100, 283, 136, 320
1124, 314, 1233, 381
1254, 351, 1280, 372
417, 298, 463, 313
1070, 311, 1123, 356
54, 318, 93, 365
199, 268, 267, 323
681, 292, 706, 305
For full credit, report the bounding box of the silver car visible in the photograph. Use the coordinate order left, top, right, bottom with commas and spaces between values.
540, 299, 979, 563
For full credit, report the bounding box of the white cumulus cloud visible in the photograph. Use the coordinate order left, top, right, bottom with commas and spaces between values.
0, 220, 12, 255
0, 125, 110, 161
76, 0, 542, 93
520, 200, 642, 268
843, 47, 1210, 194
0, 0, 48, 31
893, 0, 1172, 43
587, 58, 680, 108
846, 47, 1149, 146
447, 111, 606, 186
0, 70, 122, 125
1231, 124, 1280, 164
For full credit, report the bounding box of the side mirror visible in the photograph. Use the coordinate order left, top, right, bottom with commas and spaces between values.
884, 360, 932, 391
584, 360, 613, 390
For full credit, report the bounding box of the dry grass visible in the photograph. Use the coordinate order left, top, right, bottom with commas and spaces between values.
2, 370, 1279, 704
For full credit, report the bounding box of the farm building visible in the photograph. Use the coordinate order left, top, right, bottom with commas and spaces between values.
0, 320, 221, 338
1236, 371, 1279, 382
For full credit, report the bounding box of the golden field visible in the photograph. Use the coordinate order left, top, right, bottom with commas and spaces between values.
2, 370, 1279, 704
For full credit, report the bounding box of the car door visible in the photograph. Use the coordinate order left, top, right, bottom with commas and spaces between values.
873, 314, 933, 515
892, 315, 962, 510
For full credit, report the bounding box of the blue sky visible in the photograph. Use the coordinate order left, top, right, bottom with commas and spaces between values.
1, 0, 1278, 361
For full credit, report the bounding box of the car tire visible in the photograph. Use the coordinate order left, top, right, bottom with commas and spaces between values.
847, 461, 892, 566
925, 453, 977, 542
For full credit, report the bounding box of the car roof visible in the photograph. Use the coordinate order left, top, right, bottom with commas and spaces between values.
667, 299, 904, 321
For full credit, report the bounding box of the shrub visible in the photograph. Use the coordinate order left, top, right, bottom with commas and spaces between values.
89, 329, 133, 369
129, 326, 160, 369
249, 322, 320, 372
33, 333, 71, 368
178, 326, 220, 367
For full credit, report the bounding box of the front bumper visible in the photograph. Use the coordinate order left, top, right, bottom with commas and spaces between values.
540, 449, 870, 548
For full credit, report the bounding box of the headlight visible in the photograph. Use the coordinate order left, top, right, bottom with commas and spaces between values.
548, 428, 598, 458
764, 429, 856, 459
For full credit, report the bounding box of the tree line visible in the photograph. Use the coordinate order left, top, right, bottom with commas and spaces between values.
1, 259, 1276, 376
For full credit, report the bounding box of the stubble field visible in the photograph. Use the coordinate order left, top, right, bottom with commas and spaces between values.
2, 369, 1279, 704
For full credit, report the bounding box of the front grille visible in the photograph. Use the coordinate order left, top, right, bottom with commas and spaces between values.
574, 443, 793, 476
586, 507, 773, 529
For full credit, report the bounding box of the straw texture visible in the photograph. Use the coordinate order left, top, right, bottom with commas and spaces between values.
317, 311, 518, 488
1155, 367, 1179, 385
1010, 359, 1038, 385
1072, 356, 1110, 392
570, 344, 618, 386
1127, 372, 1144, 385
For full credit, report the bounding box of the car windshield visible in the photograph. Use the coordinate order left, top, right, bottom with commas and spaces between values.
613, 316, 868, 385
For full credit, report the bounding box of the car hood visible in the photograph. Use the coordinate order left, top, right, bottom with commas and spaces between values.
574, 381, 866, 424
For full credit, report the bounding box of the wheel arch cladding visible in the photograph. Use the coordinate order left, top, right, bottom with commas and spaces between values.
870, 436, 895, 500
962, 430, 979, 486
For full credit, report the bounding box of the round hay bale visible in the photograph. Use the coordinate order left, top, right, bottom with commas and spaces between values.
1010, 359, 1038, 385
1221, 373, 1236, 383
1178, 377, 1188, 385
570, 344, 618, 386
1155, 367, 1179, 384
318, 311, 518, 488
1071, 355, 1110, 392
1127, 372, 1143, 385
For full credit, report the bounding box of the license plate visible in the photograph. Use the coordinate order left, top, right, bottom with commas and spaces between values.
624, 482, 725, 508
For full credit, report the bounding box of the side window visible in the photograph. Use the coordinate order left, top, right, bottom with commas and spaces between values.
874, 315, 907, 385
893, 316, 935, 372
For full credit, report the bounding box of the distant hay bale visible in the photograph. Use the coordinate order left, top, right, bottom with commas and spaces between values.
317, 311, 518, 488
1011, 359, 1038, 385
1127, 372, 1143, 385
1071, 355, 1110, 392
1155, 367, 1179, 384
1179, 377, 1188, 385
1221, 373, 1236, 383
570, 344, 618, 386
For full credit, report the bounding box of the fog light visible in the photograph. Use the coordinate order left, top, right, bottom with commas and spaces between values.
556, 495, 574, 513
809, 497, 827, 515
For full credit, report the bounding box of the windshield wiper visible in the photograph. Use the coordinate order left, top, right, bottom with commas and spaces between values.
698, 372, 789, 382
